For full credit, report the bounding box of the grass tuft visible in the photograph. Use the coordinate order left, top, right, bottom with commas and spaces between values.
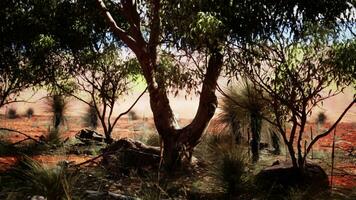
211, 145, 249, 196
4, 155, 77, 200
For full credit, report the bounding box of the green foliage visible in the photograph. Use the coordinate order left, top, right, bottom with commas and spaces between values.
235, 18, 355, 168
0, 0, 112, 108
189, 11, 224, 47
331, 39, 356, 89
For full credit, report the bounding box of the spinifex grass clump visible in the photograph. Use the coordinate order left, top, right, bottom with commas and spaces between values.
205, 133, 249, 196
46, 127, 62, 147
82, 103, 98, 129
4, 156, 77, 200
211, 143, 249, 196
145, 133, 160, 147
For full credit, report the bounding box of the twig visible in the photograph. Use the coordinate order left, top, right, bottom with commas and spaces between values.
0, 127, 41, 144
10, 138, 31, 146
73, 153, 105, 167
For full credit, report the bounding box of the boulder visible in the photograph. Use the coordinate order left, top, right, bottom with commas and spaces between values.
255, 161, 330, 196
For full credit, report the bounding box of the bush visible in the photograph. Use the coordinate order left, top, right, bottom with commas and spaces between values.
5, 156, 77, 200
26, 107, 34, 118
316, 112, 327, 125
146, 133, 160, 146
211, 144, 248, 195
6, 107, 18, 119
46, 127, 62, 146
128, 110, 139, 120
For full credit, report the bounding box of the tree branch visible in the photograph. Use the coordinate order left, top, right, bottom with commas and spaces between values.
0, 128, 41, 144
96, 0, 140, 53
304, 99, 355, 160
111, 86, 148, 128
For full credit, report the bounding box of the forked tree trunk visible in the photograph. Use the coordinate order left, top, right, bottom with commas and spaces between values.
144, 51, 223, 170
96, 0, 223, 170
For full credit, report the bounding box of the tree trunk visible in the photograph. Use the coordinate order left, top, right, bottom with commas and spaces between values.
96, 0, 223, 170
250, 112, 262, 162
140, 51, 223, 170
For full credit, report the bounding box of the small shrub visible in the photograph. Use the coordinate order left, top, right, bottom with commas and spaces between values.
8, 156, 77, 200
46, 127, 62, 146
6, 108, 18, 119
26, 107, 34, 118
128, 110, 139, 120
211, 145, 248, 195
146, 133, 160, 146
316, 112, 327, 125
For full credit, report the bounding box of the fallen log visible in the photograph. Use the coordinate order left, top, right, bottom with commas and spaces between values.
101, 138, 161, 175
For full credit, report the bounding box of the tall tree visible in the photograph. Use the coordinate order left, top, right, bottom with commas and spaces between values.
95, 0, 353, 169
0, 0, 109, 108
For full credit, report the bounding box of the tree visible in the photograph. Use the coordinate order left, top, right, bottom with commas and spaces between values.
0, 0, 49, 108
95, 0, 353, 169
61, 46, 146, 143
234, 27, 355, 170
0, 0, 109, 109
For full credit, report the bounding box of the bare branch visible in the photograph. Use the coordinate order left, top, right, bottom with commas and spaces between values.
304, 99, 355, 160
0, 127, 41, 144
111, 86, 148, 128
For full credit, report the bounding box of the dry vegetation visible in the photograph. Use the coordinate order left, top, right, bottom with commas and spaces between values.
0, 112, 355, 199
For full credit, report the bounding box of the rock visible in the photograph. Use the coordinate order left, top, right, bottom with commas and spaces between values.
76, 129, 105, 143
85, 190, 141, 200
255, 161, 330, 196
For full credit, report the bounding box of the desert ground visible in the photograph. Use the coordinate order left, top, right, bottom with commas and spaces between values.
1, 88, 355, 186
